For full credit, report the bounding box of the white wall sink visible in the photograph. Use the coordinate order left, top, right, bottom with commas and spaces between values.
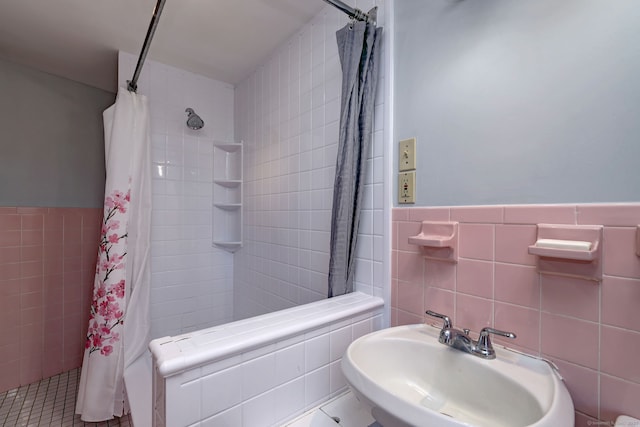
341, 324, 574, 427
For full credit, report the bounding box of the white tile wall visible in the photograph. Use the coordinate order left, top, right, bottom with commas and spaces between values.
118, 52, 236, 339
233, 0, 387, 320
158, 307, 383, 426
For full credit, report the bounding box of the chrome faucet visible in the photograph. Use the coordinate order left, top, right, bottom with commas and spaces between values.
425, 310, 516, 360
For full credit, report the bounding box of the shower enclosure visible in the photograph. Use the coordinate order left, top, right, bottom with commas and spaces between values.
78, 0, 387, 423
116, 0, 386, 342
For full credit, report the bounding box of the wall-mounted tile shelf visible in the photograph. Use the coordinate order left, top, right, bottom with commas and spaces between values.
213, 141, 242, 252
528, 224, 603, 281
408, 221, 458, 263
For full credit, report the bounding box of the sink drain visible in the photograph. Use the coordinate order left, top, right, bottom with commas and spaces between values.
331, 416, 341, 423
440, 412, 453, 418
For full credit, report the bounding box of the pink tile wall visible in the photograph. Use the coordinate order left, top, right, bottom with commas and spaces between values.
392, 204, 640, 424
0, 206, 101, 393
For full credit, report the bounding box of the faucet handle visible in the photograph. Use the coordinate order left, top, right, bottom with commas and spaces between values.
475, 327, 517, 359
425, 310, 452, 329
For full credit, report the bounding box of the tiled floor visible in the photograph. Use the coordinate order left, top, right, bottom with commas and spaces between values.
0, 369, 133, 427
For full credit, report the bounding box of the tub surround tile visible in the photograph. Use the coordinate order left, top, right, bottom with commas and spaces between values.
154, 295, 383, 427
329, 326, 353, 362
232, 0, 385, 318
201, 366, 243, 418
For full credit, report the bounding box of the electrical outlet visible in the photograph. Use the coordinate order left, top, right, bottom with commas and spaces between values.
399, 138, 416, 171
398, 171, 416, 204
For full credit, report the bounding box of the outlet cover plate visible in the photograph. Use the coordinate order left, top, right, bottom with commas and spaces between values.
398, 171, 416, 204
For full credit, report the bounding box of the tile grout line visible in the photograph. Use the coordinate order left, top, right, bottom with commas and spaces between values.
0, 369, 132, 427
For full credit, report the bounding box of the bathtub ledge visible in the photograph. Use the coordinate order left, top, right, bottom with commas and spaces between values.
149, 291, 384, 377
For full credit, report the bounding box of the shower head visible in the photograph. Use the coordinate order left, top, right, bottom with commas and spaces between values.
185, 108, 204, 130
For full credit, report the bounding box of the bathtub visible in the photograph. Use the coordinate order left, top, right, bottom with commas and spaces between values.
143, 291, 384, 427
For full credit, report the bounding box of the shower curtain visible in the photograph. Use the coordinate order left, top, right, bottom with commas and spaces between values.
328, 20, 382, 297
76, 87, 152, 421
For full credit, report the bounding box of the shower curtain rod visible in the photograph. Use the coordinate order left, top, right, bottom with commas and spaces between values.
127, 0, 166, 92
322, 0, 376, 24
126, 0, 374, 93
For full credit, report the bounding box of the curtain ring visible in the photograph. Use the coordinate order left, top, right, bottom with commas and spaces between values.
348, 15, 356, 30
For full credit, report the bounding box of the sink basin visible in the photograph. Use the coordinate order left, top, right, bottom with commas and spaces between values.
342, 324, 574, 427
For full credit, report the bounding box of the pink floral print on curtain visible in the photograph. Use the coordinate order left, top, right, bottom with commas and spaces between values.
85, 188, 130, 357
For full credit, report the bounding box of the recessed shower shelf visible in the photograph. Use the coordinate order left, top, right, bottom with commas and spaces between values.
212, 241, 242, 252
214, 142, 242, 152
408, 221, 458, 263
214, 179, 241, 188
214, 203, 241, 210
213, 141, 243, 252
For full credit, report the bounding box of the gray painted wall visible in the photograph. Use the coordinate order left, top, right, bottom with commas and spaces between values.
0, 58, 114, 208
394, 0, 640, 206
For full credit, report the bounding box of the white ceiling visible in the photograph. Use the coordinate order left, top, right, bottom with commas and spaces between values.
0, 0, 327, 92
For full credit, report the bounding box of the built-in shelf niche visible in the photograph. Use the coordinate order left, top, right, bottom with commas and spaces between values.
408, 221, 458, 263
213, 141, 242, 252
528, 224, 603, 281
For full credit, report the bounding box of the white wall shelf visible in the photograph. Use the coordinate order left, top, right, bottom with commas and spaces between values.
213, 141, 242, 252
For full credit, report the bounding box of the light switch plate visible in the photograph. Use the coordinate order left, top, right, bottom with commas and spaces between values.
399, 138, 416, 171
398, 171, 416, 204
